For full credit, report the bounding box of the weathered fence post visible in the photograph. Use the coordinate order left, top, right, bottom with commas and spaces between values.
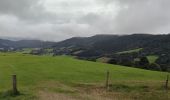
106, 70, 110, 90
12, 75, 18, 95
165, 74, 169, 90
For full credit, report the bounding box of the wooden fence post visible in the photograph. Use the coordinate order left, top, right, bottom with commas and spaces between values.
106, 70, 110, 90
165, 74, 169, 90
12, 75, 18, 95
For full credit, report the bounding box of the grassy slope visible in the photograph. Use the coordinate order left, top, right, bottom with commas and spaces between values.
0, 53, 168, 99
147, 55, 159, 63
96, 57, 111, 63
116, 48, 143, 54
21, 48, 34, 53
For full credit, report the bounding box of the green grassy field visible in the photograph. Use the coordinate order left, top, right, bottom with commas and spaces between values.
147, 55, 159, 63
0, 52, 169, 100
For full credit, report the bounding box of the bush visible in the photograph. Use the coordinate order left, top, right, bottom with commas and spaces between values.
107, 58, 118, 64
148, 63, 162, 71
138, 57, 149, 69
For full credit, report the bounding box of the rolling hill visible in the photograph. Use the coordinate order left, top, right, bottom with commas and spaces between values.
0, 53, 169, 100
1, 34, 170, 72
52, 34, 170, 72
0, 39, 55, 49
53, 34, 170, 55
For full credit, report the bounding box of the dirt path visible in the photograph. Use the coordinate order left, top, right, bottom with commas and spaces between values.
36, 82, 132, 100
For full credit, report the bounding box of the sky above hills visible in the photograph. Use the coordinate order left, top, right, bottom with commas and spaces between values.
0, 0, 170, 41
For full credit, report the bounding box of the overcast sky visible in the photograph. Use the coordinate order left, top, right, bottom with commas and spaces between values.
0, 0, 170, 41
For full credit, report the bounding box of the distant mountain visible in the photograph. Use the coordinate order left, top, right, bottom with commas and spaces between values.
92, 34, 170, 54
0, 39, 13, 48
54, 35, 117, 49
0, 36, 30, 41
53, 34, 170, 55
0, 39, 55, 49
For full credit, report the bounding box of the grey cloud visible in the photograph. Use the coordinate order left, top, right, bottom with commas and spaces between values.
113, 0, 170, 34
95, 0, 170, 34
0, 0, 170, 41
0, 0, 39, 18
0, 0, 58, 23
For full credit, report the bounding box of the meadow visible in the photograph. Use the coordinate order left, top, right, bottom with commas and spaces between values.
0, 52, 169, 100
147, 55, 159, 63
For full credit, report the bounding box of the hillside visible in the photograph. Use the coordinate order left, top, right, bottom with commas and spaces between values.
0, 53, 169, 100
0, 39, 55, 49
1, 34, 170, 72
53, 34, 170, 54
53, 34, 170, 72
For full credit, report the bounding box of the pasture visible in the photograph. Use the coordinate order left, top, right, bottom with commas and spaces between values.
0, 52, 169, 100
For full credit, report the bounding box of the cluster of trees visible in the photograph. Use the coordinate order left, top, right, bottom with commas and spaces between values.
106, 52, 169, 72
30, 48, 44, 55
156, 55, 170, 71
107, 56, 161, 71
30, 48, 53, 55
53, 46, 170, 72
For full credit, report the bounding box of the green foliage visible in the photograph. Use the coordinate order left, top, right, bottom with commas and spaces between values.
148, 63, 162, 71
140, 57, 149, 66
21, 48, 34, 54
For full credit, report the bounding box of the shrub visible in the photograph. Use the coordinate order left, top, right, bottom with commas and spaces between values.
148, 63, 162, 71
